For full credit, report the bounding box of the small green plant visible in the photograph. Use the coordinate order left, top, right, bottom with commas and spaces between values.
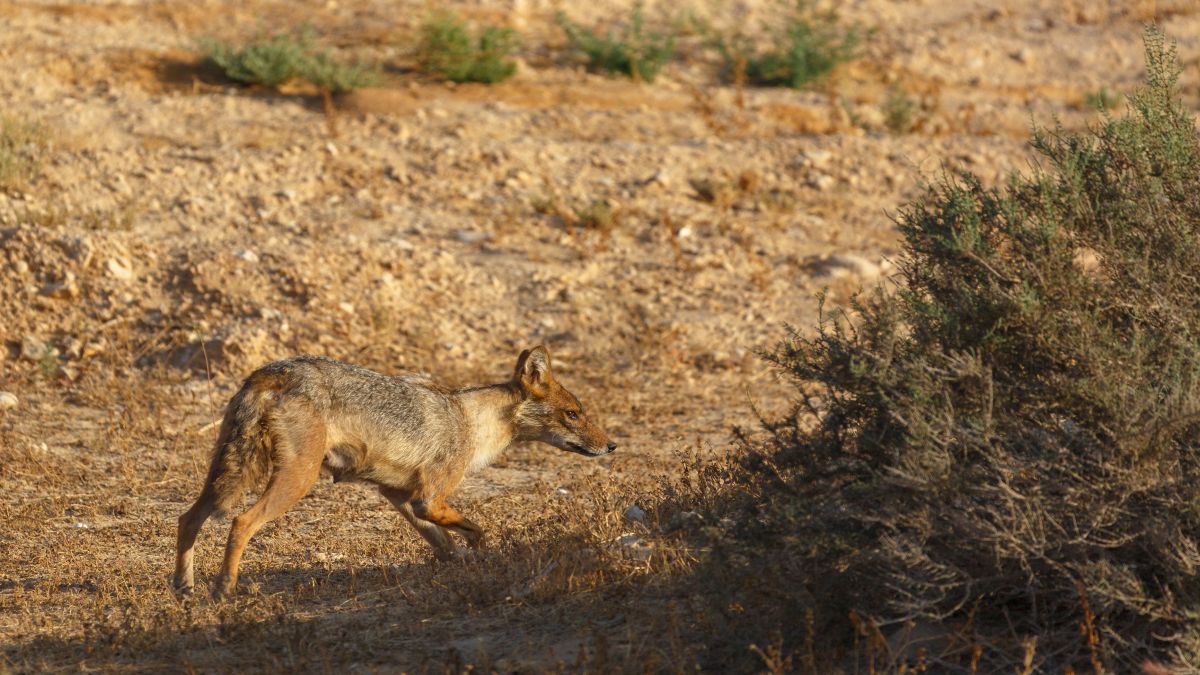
573, 199, 616, 229
416, 13, 518, 84
200, 32, 311, 88
1084, 86, 1122, 111
37, 348, 59, 379
302, 51, 381, 93
0, 115, 47, 190
200, 28, 379, 93
558, 3, 676, 82
718, 0, 857, 89
883, 85, 918, 133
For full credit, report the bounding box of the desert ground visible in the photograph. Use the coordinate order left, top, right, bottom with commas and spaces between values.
1, 0, 1198, 671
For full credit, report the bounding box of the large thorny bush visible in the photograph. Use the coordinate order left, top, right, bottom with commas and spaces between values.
717, 29, 1200, 671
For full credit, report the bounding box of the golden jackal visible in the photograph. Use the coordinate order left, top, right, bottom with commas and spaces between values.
173, 346, 615, 598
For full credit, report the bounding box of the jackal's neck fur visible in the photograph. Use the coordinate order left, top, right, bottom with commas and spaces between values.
456, 384, 522, 472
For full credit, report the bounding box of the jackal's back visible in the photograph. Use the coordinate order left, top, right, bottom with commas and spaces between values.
259, 355, 466, 454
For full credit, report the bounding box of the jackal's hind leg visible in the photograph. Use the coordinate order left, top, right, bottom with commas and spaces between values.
213, 409, 324, 599
173, 484, 220, 595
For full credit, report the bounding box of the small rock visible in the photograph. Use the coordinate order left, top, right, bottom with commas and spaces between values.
643, 169, 671, 189
677, 226, 694, 239
40, 271, 78, 299
0, 391, 17, 410
1074, 247, 1101, 275
812, 253, 881, 279
623, 505, 647, 523
14, 259, 29, 275
82, 338, 106, 359
1011, 48, 1034, 65
665, 510, 704, 532
233, 249, 259, 264
614, 533, 653, 560
20, 335, 48, 362
452, 229, 492, 244
59, 235, 94, 267
106, 257, 133, 281
337, 302, 355, 315
795, 149, 833, 168
555, 487, 571, 496
807, 173, 835, 191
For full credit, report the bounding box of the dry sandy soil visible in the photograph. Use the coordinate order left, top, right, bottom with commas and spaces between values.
1, 0, 1198, 671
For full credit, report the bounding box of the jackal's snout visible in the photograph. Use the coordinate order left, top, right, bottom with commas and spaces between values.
513, 345, 617, 457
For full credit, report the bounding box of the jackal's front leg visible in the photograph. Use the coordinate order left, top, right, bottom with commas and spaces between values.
411, 496, 485, 549
380, 487, 460, 559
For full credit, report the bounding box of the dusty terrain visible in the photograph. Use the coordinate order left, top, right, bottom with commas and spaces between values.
1, 0, 1198, 671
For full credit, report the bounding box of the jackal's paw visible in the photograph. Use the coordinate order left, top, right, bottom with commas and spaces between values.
451, 547, 486, 563
210, 576, 235, 601
170, 578, 194, 597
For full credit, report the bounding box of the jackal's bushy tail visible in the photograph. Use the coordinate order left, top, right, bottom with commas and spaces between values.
206, 379, 276, 515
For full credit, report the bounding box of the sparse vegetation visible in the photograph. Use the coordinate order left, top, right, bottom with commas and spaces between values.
0, 115, 47, 191
572, 198, 616, 229
558, 3, 676, 82
200, 28, 379, 93
1084, 85, 1122, 110
673, 28, 1200, 671
416, 13, 519, 84
883, 85, 918, 133
717, 0, 858, 89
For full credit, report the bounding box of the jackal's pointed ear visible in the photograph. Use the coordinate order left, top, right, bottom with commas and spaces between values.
514, 345, 553, 394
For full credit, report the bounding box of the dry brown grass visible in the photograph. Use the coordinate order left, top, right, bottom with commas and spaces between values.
0, 306, 740, 672
0, 335, 707, 672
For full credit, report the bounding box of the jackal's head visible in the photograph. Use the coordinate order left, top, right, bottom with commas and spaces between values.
512, 346, 616, 456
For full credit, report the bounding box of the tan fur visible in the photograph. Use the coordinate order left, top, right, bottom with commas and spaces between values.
172, 345, 615, 599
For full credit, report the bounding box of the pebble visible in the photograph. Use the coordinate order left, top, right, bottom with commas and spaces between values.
106, 257, 133, 281
20, 335, 48, 362
451, 229, 492, 244
234, 249, 259, 264
806, 251, 883, 277
41, 271, 79, 299
623, 504, 647, 522
807, 173, 836, 191
614, 533, 653, 560
0, 391, 17, 410
337, 302, 355, 315
795, 149, 833, 168
665, 510, 704, 532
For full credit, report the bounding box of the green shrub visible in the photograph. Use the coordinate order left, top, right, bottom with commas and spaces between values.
416, 13, 518, 84
200, 28, 379, 92
1084, 86, 1122, 111
718, 0, 857, 89
302, 51, 381, 93
557, 3, 676, 82
0, 115, 46, 190
200, 32, 310, 88
695, 28, 1200, 671
883, 85, 918, 133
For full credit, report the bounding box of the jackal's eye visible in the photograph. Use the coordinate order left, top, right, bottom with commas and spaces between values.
565, 410, 579, 421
